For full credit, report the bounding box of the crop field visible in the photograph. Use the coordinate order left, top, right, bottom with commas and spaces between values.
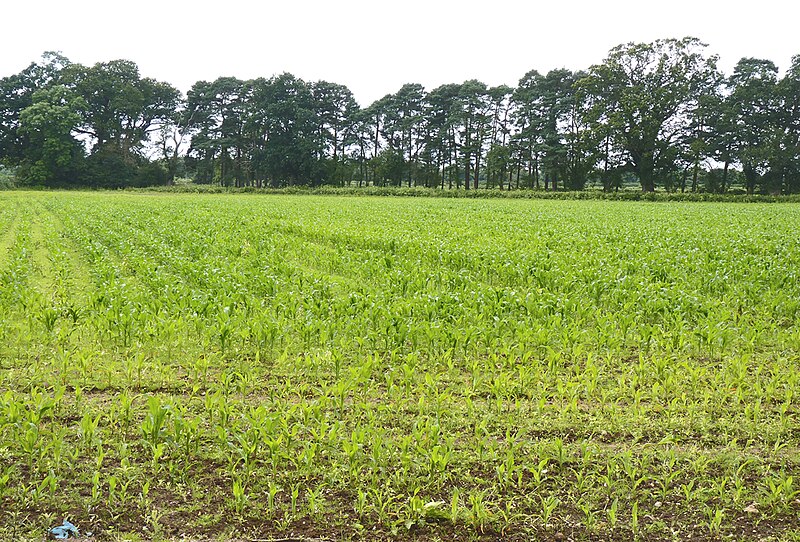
1, 192, 800, 541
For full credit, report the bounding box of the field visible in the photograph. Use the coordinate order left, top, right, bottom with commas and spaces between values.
1, 192, 800, 541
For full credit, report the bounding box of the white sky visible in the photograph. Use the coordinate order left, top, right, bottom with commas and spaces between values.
2, 0, 798, 107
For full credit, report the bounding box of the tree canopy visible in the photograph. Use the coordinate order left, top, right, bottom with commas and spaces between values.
1, 39, 799, 193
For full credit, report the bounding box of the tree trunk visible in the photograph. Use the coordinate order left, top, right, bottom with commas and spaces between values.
460, 147, 467, 190
602, 131, 611, 192
639, 162, 656, 192
743, 163, 757, 195
721, 160, 729, 193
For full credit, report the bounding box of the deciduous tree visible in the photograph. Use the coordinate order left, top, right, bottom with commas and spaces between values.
582, 37, 719, 191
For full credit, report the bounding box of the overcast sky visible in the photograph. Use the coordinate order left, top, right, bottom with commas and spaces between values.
2, 0, 798, 106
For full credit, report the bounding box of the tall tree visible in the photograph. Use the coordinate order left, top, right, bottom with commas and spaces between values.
777, 55, 800, 193
185, 77, 247, 185
512, 70, 544, 189
387, 83, 426, 186
726, 58, 779, 194
457, 80, 491, 189
425, 83, 462, 189
51, 59, 181, 186
63, 60, 180, 157
562, 72, 600, 190
582, 37, 719, 191
17, 85, 85, 184
349, 107, 376, 186
153, 100, 192, 184
253, 73, 323, 186
485, 85, 513, 189
312, 81, 359, 185
703, 86, 736, 192
0, 52, 71, 169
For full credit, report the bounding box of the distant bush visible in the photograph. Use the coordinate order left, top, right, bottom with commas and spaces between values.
135, 184, 800, 203
0, 167, 16, 190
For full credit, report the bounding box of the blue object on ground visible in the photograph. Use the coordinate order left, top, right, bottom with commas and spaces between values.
49, 520, 79, 539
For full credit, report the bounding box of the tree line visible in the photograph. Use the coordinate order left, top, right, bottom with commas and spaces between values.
1, 37, 799, 193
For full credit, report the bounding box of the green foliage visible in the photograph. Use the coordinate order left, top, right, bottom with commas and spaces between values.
1, 54, 177, 188
580, 37, 720, 192
3, 43, 800, 192
17, 85, 85, 185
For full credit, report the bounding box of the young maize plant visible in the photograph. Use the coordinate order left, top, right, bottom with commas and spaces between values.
0, 192, 799, 540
